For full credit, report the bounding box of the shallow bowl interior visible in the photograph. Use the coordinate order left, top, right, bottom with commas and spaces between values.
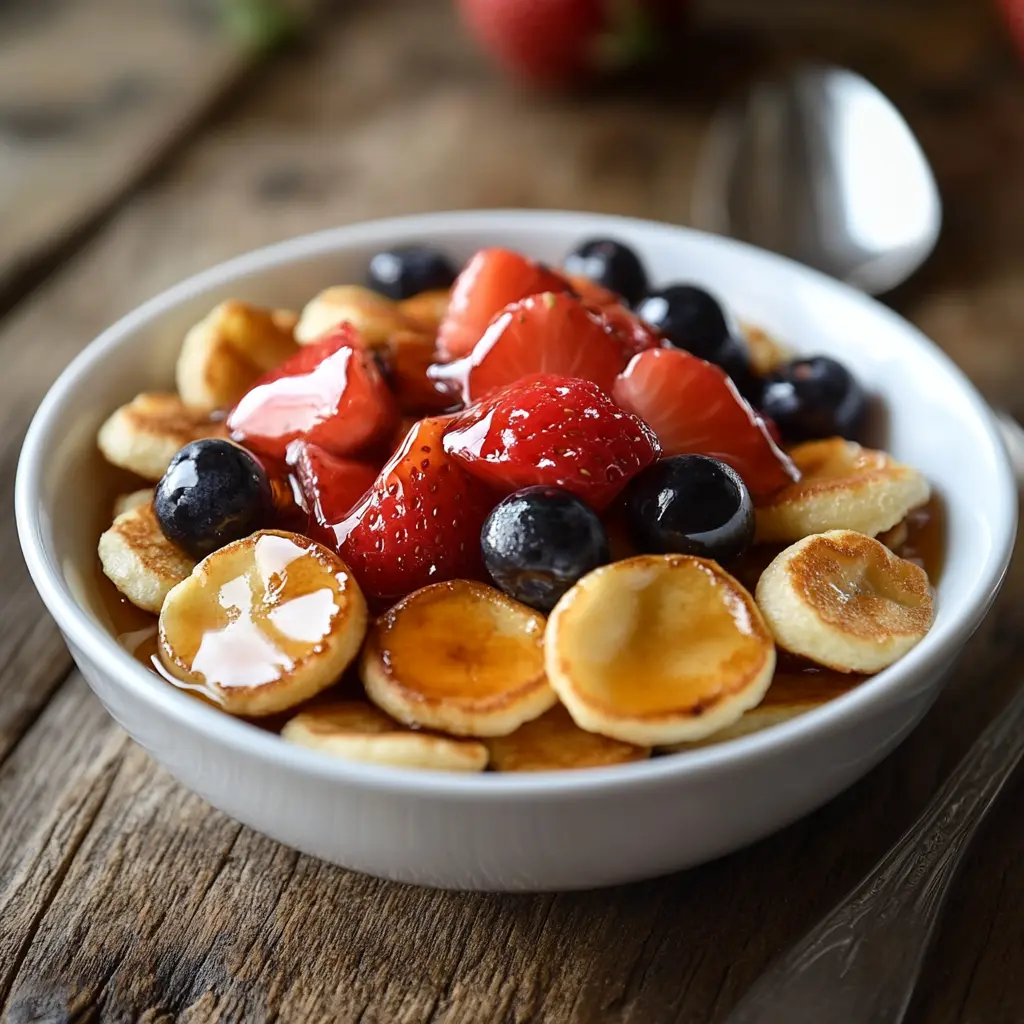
18, 210, 1018, 798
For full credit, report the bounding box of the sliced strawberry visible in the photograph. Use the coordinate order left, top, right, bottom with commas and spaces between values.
564, 272, 620, 307
612, 347, 798, 498
437, 248, 570, 359
332, 416, 496, 602
430, 291, 626, 403
287, 440, 378, 538
444, 374, 660, 510
594, 302, 663, 358
227, 323, 396, 462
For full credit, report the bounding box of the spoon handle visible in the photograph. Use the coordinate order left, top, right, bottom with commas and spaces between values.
724, 679, 1024, 1024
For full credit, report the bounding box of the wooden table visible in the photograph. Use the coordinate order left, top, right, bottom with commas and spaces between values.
2, 1, 1023, 1020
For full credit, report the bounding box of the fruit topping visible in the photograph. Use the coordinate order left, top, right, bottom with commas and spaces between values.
158, 530, 368, 716
755, 438, 930, 543
760, 356, 868, 443
437, 248, 569, 359
286, 440, 377, 539
361, 579, 554, 736
333, 415, 496, 602
430, 290, 626, 402
624, 454, 754, 563
444, 374, 660, 511
545, 554, 776, 745
755, 530, 933, 674
282, 701, 489, 771
227, 323, 396, 462
563, 238, 648, 307
595, 302, 663, 358
612, 347, 798, 498
153, 439, 273, 559
481, 486, 611, 611
366, 245, 457, 300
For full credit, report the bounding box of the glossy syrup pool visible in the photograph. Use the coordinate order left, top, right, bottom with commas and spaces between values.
96, 485, 947, 758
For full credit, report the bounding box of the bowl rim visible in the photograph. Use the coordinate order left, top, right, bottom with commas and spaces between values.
16, 209, 1018, 800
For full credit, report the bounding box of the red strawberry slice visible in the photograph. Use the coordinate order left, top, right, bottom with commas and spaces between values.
594, 302, 662, 358
437, 248, 570, 359
227, 324, 396, 462
612, 347, 798, 498
430, 291, 626, 403
286, 440, 378, 546
444, 374, 660, 510
331, 416, 497, 602
565, 272, 620, 307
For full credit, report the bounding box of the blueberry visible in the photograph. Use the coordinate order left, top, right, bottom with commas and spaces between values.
481, 487, 610, 612
154, 439, 272, 559
563, 238, 648, 306
635, 284, 730, 355
760, 356, 867, 443
624, 455, 754, 563
366, 245, 457, 300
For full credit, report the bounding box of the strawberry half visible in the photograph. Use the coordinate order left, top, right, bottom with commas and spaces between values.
437, 248, 570, 359
227, 324, 396, 462
287, 440, 378, 547
612, 347, 798, 498
431, 291, 627, 403
332, 416, 496, 602
444, 374, 660, 510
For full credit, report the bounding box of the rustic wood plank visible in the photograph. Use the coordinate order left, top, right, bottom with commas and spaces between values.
0, 0, 260, 302
0, 0, 1022, 1020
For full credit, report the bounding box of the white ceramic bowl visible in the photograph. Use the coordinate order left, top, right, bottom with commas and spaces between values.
17, 211, 1017, 891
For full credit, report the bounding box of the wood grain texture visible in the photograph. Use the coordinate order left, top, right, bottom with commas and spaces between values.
0, 0, 1022, 1021
0, 0, 256, 302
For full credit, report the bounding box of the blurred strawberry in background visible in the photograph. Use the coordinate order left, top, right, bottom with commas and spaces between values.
457, 0, 687, 88
996, 0, 1024, 58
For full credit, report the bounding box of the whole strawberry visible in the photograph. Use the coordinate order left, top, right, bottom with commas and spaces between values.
457, 0, 685, 89
332, 416, 497, 602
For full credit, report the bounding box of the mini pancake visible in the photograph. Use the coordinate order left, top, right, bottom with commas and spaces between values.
755, 438, 931, 543
755, 529, 934, 674
545, 554, 776, 746
398, 289, 450, 330
97, 392, 228, 481
486, 704, 650, 771
112, 487, 155, 519
295, 285, 422, 347
176, 300, 298, 412
281, 701, 488, 772
361, 580, 554, 737
159, 530, 367, 716
99, 502, 194, 614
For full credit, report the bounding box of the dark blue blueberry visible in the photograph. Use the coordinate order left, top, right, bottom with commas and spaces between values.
154, 439, 272, 559
366, 245, 457, 300
760, 356, 867, 443
624, 455, 754, 563
563, 238, 648, 306
481, 487, 610, 612
636, 283, 758, 394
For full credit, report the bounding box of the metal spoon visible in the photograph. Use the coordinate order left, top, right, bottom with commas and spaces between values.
691, 65, 1024, 1023
692, 64, 941, 295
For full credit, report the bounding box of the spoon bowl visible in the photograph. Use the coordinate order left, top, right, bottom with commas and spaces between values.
692, 65, 942, 295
